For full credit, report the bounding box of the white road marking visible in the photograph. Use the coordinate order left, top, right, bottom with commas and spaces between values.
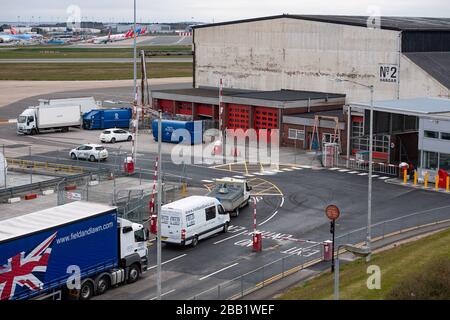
299, 165, 312, 169
348, 171, 359, 174
272, 169, 283, 173
148, 254, 187, 270
358, 173, 368, 176
282, 168, 294, 172
199, 263, 239, 280
372, 175, 380, 178
201, 179, 214, 183
244, 174, 255, 177
213, 230, 248, 244
149, 289, 176, 300
258, 210, 278, 226
233, 175, 245, 179
339, 169, 350, 172
253, 172, 264, 175
378, 176, 390, 180
291, 167, 302, 170
280, 197, 285, 208
329, 168, 340, 171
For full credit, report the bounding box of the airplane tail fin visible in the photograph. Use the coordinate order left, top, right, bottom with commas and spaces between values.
140, 27, 147, 35
11, 27, 17, 35
125, 29, 133, 38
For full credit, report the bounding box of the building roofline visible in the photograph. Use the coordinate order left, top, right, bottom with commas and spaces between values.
192, 14, 450, 32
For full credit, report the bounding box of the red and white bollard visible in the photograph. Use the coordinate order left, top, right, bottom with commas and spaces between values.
323, 240, 333, 261
150, 215, 157, 234
252, 197, 262, 252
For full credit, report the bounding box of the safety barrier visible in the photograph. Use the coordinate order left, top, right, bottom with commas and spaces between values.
6, 158, 85, 174
189, 207, 450, 300
336, 156, 398, 176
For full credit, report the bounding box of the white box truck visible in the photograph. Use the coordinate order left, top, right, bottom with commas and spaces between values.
160, 196, 230, 247
17, 104, 82, 135
0, 201, 148, 300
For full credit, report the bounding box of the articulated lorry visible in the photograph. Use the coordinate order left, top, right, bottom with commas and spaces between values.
0, 201, 148, 300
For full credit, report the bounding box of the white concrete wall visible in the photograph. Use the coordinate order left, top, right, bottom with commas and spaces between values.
195, 17, 448, 103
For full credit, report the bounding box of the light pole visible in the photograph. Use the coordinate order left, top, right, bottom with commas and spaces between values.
335, 78, 374, 261
334, 244, 371, 300
156, 110, 162, 300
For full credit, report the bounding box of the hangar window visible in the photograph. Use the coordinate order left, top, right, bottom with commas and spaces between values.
424, 131, 439, 139
423, 151, 438, 170
440, 153, 450, 171
441, 132, 450, 140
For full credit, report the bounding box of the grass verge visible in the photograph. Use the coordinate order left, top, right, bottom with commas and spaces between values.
278, 228, 450, 300
0, 45, 192, 59
0, 62, 192, 80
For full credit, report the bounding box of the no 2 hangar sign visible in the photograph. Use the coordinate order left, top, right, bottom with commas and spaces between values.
379, 64, 398, 83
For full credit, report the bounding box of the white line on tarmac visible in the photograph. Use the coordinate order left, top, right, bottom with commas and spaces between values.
291, 167, 302, 170
348, 171, 359, 174
329, 168, 340, 170
280, 197, 285, 208
378, 176, 390, 180
149, 289, 176, 300
372, 175, 380, 178
339, 169, 350, 172
245, 174, 255, 177
299, 165, 312, 169
148, 254, 187, 270
282, 168, 293, 172
233, 175, 245, 179
201, 179, 214, 183
199, 263, 239, 280
258, 210, 278, 226
213, 230, 248, 244
358, 173, 368, 176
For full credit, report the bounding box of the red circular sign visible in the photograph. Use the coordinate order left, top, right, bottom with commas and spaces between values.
326, 205, 340, 220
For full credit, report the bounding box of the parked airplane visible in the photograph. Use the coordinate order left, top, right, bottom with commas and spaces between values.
90, 26, 147, 44
0, 27, 42, 43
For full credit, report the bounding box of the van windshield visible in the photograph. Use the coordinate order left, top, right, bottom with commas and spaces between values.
18, 116, 27, 123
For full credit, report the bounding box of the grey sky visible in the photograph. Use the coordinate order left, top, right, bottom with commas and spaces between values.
1, 0, 449, 23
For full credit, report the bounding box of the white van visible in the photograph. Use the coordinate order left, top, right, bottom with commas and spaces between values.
160, 196, 230, 247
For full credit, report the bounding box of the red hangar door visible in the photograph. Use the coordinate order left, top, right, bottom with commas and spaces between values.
254, 107, 278, 142
227, 104, 251, 130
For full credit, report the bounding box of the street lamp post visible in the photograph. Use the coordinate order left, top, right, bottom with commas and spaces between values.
334, 244, 371, 300
334, 78, 374, 261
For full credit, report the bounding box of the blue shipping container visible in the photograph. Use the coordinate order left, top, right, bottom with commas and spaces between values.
152, 120, 203, 144
0, 209, 118, 300
83, 108, 132, 130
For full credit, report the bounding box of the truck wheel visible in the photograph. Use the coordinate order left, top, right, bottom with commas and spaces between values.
96, 276, 110, 295
191, 235, 199, 247
127, 264, 140, 284
31, 129, 37, 135
111, 137, 116, 144
89, 155, 96, 162
233, 208, 240, 218
223, 222, 229, 233
80, 281, 94, 300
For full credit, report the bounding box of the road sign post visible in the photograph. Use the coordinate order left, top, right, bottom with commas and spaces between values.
325, 204, 340, 273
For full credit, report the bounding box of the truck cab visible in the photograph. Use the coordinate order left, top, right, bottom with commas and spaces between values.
17, 108, 37, 135
119, 218, 148, 273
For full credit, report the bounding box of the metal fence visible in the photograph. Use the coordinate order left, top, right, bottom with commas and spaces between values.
57, 170, 182, 224
336, 156, 399, 176
190, 207, 450, 300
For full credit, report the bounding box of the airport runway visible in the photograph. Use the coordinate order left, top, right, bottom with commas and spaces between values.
0, 57, 192, 63
69, 35, 192, 48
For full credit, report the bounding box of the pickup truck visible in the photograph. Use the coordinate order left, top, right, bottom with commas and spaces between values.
207, 177, 252, 217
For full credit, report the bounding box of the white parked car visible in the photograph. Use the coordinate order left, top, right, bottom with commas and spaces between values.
100, 128, 133, 143
69, 144, 108, 162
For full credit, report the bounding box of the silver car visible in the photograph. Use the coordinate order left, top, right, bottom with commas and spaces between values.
69, 144, 108, 162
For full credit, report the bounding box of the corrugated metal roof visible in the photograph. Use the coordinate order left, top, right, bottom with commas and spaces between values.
0, 201, 116, 242
287, 109, 345, 121
404, 52, 450, 89
193, 14, 450, 31
152, 88, 345, 102
230, 89, 345, 101
351, 97, 450, 116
